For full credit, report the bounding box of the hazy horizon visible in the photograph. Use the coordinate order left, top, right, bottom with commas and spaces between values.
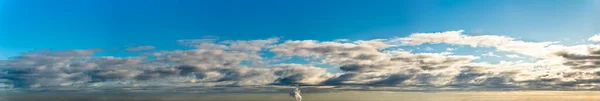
3, 91, 600, 101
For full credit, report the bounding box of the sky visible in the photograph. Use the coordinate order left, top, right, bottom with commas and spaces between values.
1, 0, 600, 92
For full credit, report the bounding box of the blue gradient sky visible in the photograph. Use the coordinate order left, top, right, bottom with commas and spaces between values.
1, 0, 599, 59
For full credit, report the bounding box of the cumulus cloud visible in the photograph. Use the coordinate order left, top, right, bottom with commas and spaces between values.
3, 30, 600, 91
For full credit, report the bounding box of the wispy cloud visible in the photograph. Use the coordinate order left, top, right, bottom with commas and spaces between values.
482, 52, 500, 57
126, 46, 155, 52
505, 54, 523, 58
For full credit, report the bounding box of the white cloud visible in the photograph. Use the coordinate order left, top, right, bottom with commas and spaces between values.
505, 54, 523, 58
333, 39, 350, 42
439, 51, 453, 55
588, 33, 600, 42
393, 30, 559, 58
483, 52, 500, 57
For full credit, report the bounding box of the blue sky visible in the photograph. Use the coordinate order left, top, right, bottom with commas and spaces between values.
1, 0, 598, 59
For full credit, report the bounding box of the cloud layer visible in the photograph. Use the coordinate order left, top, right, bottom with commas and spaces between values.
3, 30, 600, 91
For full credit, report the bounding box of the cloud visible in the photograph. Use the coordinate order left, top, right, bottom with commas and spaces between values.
483, 52, 500, 57
272, 39, 478, 87
392, 30, 558, 58
177, 38, 219, 47
0, 50, 98, 88
0, 38, 343, 90
553, 46, 600, 69
505, 54, 523, 58
126, 46, 155, 52
271, 64, 333, 85
389, 30, 600, 89
4, 30, 600, 91
588, 33, 600, 42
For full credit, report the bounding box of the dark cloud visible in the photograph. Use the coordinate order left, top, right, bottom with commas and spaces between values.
339, 64, 387, 72
270, 64, 332, 85
134, 67, 180, 80
369, 74, 413, 86
452, 66, 487, 85
322, 73, 358, 85
554, 47, 600, 69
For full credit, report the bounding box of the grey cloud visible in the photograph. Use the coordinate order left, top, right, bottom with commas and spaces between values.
88, 69, 140, 82
271, 40, 394, 85
369, 74, 414, 86
0, 50, 97, 88
0, 49, 271, 88
272, 39, 481, 87
163, 49, 251, 66
270, 64, 332, 85
553, 46, 600, 69
383, 30, 600, 90
322, 73, 359, 85
449, 63, 600, 89
555, 52, 600, 60
1, 38, 339, 89
6, 31, 600, 91
550, 71, 600, 88
134, 67, 180, 80
126, 46, 155, 52
452, 66, 488, 85
271, 40, 388, 59
177, 37, 219, 46
477, 77, 516, 88
176, 65, 206, 76
214, 68, 271, 82
339, 64, 390, 72
221, 37, 279, 52
390, 54, 475, 70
